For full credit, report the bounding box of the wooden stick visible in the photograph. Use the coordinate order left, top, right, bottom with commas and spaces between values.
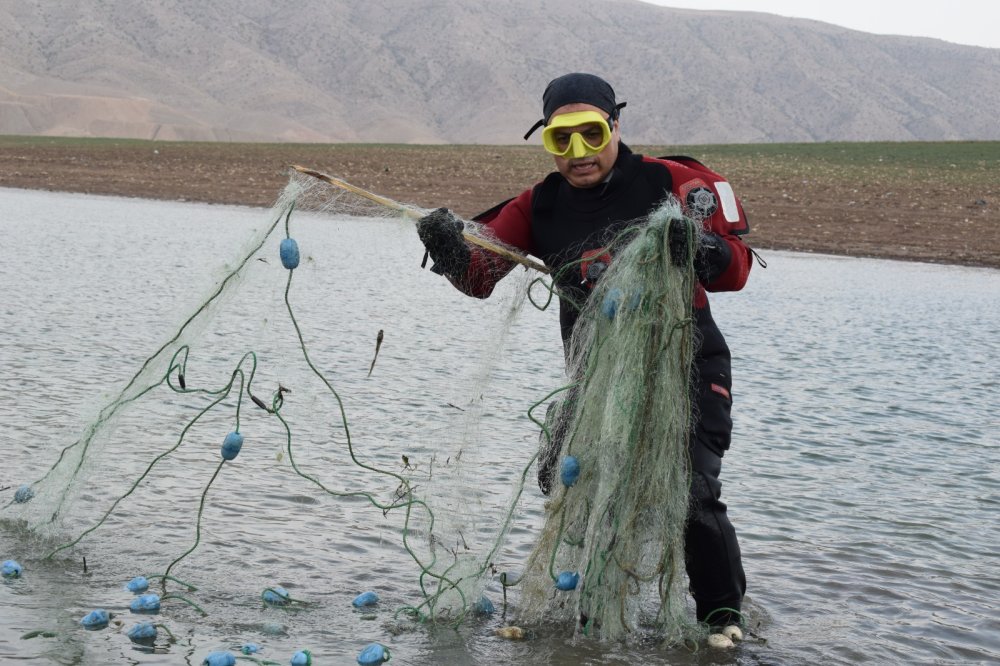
291, 164, 549, 274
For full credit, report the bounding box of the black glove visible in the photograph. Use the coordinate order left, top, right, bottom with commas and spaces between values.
668, 217, 731, 283
417, 208, 470, 278
694, 232, 732, 283
668, 217, 697, 266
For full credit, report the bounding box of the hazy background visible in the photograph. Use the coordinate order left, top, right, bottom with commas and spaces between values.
640, 0, 1000, 49
2, 0, 999, 144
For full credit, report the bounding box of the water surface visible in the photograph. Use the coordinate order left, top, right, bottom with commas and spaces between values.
1, 188, 998, 665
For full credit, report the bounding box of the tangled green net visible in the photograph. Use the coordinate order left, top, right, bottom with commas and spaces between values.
4, 171, 702, 644
517, 199, 702, 642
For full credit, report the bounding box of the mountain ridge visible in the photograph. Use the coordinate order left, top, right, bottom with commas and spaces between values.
1, 0, 998, 144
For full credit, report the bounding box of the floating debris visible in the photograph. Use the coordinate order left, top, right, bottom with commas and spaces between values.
494, 626, 525, 640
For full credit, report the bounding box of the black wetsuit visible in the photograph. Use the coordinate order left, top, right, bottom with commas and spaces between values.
463, 144, 751, 624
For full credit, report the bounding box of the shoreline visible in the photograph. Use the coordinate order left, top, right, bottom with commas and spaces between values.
5, 183, 995, 274
2, 137, 997, 269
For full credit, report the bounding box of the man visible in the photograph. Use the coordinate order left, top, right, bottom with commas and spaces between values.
416, 73, 751, 631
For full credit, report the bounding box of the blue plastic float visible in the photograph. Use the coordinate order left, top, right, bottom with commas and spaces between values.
627, 288, 643, 312
80, 609, 110, 628
127, 622, 157, 642
602, 287, 623, 320
357, 642, 390, 665
203, 651, 236, 666
262, 586, 291, 605
221, 431, 244, 461
280, 238, 300, 270
2, 560, 22, 578
555, 571, 580, 591
560, 456, 581, 487
352, 591, 378, 608
473, 596, 495, 615
130, 593, 161, 613
291, 649, 312, 665
126, 575, 149, 592
14, 484, 34, 503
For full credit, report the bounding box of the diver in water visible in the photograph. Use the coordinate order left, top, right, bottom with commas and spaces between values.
416, 72, 752, 632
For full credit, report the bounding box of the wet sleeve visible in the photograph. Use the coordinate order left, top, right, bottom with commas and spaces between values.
454, 189, 534, 299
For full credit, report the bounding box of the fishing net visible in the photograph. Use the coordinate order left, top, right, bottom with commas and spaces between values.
516, 200, 702, 642
3, 167, 703, 645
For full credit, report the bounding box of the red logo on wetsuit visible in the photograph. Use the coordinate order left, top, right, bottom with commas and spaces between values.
580, 248, 612, 288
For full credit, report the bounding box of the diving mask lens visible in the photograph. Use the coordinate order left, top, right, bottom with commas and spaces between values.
541, 111, 612, 158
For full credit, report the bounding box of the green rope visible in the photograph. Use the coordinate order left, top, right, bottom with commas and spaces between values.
44, 354, 253, 560
236, 656, 283, 666
261, 587, 309, 606
154, 622, 176, 639
160, 593, 208, 616
20, 630, 57, 640
145, 574, 197, 591
160, 459, 225, 589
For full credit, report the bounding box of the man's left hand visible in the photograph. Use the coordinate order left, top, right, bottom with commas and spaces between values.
668, 218, 732, 283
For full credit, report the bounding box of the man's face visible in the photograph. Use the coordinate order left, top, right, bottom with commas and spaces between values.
549, 103, 620, 189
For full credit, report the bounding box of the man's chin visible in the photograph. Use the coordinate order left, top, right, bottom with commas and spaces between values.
566, 172, 603, 188
557, 156, 610, 188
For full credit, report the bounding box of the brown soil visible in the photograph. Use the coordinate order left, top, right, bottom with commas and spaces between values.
1, 139, 997, 268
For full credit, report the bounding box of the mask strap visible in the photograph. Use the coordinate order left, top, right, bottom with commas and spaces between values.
610, 102, 627, 122
523, 119, 545, 141
526, 101, 626, 141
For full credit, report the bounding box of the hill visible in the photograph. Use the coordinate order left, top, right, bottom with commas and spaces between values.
1, 0, 999, 144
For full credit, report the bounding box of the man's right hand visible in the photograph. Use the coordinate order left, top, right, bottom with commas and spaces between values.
417, 208, 471, 278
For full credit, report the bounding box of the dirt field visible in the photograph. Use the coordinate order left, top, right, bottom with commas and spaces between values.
1, 137, 997, 268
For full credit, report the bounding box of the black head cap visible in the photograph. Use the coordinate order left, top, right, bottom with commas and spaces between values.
524, 73, 627, 140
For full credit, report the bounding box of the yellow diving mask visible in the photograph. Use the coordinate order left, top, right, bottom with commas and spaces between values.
540, 111, 613, 158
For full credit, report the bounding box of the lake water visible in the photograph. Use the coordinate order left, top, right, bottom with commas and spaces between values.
1, 187, 998, 665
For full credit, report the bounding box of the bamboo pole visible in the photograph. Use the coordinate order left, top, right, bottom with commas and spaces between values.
291, 165, 549, 274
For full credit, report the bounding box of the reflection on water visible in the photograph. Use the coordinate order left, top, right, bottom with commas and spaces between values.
1, 188, 998, 665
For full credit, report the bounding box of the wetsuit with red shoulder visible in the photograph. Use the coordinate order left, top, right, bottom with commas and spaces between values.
458, 143, 751, 388
451, 142, 752, 623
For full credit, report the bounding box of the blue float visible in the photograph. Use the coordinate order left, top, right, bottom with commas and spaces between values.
357, 643, 390, 665
80, 609, 110, 628
601, 287, 623, 320
130, 593, 161, 613
555, 571, 580, 591
352, 591, 378, 608
263, 586, 291, 605
221, 431, 244, 461
627, 288, 643, 312
473, 596, 495, 615
560, 455, 580, 487
126, 575, 149, 593
203, 651, 236, 666
127, 622, 157, 642
14, 484, 34, 503
280, 238, 300, 270
241, 643, 261, 655
2, 560, 22, 578
291, 649, 312, 665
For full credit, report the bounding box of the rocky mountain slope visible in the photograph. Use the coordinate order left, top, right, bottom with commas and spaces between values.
2, 0, 998, 144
